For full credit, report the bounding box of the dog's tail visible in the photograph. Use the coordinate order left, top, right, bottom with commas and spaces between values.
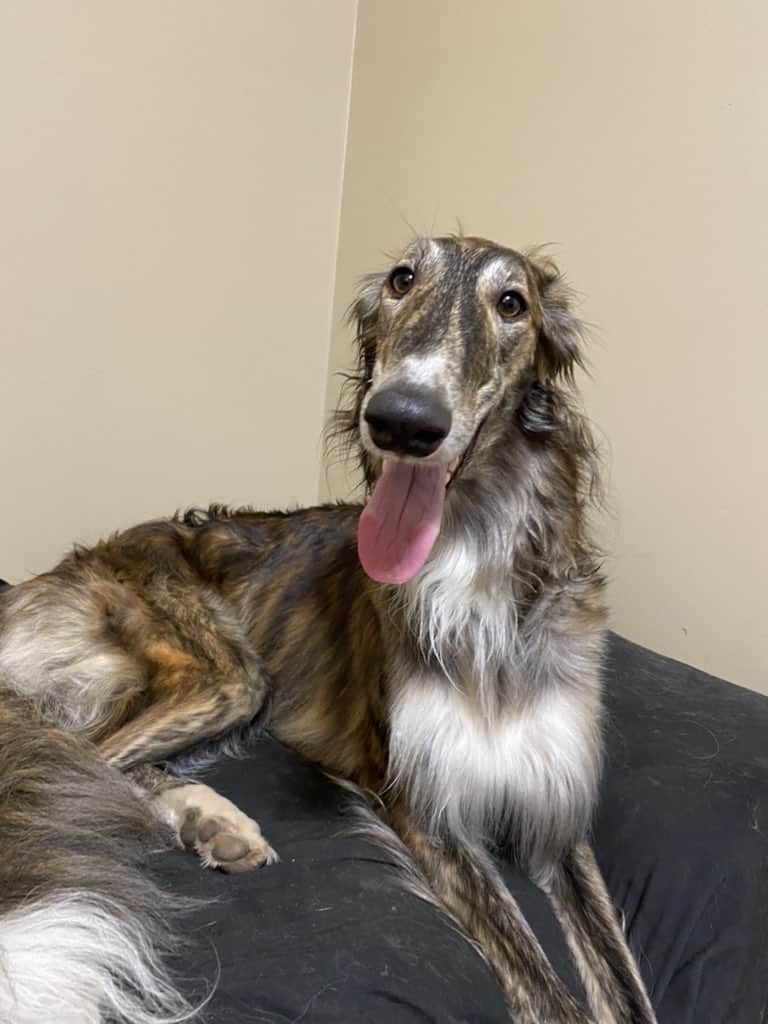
0, 685, 199, 1024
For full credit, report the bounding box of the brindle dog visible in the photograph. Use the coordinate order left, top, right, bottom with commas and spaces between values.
0, 236, 656, 1024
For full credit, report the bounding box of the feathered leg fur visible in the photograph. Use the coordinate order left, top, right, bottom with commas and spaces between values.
544, 843, 656, 1024
391, 809, 592, 1024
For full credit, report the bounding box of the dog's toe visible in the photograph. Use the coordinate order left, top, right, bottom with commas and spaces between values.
217, 839, 277, 873
164, 783, 277, 873
183, 806, 276, 872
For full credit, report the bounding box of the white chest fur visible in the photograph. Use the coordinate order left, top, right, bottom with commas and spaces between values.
403, 530, 515, 681
387, 673, 600, 866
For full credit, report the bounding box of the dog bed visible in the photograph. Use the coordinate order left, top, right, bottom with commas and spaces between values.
146, 634, 768, 1023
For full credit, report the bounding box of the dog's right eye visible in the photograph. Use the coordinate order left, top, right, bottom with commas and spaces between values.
497, 290, 527, 319
388, 266, 415, 296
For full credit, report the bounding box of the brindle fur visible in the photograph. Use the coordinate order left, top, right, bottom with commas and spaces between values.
0, 236, 656, 1023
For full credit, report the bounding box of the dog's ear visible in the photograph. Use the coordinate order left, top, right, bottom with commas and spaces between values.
348, 272, 386, 383
325, 273, 386, 490
528, 255, 586, 385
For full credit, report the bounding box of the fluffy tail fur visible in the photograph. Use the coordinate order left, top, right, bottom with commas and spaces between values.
0, 685, 199, 1024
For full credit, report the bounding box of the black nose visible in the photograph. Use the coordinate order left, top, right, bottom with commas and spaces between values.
364, 387, 452, 457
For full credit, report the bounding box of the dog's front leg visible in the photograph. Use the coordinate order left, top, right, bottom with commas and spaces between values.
543, 841, 657, 1024
390, 808, 593, 1024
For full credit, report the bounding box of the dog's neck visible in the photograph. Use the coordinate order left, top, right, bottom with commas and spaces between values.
394, 432, 539, 703
394, 394, 596, 702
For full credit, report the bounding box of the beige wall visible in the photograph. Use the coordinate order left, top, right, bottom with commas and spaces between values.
0, 2, 356, 579
3, 2, 766, 694
325, 0, 768, 692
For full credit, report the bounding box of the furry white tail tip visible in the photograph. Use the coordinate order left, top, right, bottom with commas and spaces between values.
0, 894, 199, 1024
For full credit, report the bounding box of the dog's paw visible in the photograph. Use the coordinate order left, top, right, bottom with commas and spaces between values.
180, 803, 277, 873
159, 782, 278, 873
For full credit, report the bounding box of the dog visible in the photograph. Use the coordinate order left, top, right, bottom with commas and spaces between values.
0, 235, 657, 1023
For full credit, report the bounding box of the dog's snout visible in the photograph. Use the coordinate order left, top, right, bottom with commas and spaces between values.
364, 388, 451, 458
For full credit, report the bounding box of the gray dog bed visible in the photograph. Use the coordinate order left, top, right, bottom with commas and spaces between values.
139, 633, 766, 1023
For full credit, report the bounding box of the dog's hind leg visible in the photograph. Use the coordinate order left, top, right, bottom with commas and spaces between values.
129, 765, 277, 873
543, 841, 657, 1024
95, 594, 270, 771
98, 673, 277, 872
97, 666, 265, 770
88, 576, 269, 768
97, 622, 276, 873
392, 811, 593, 1024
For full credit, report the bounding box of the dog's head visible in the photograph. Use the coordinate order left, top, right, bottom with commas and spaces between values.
336, 235, 587, 584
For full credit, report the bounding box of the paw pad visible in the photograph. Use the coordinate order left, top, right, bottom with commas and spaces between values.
180, 805, 277, 873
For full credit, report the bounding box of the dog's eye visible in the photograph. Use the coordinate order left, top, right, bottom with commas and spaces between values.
388, 266, 415, 296
497, 290, 527, 319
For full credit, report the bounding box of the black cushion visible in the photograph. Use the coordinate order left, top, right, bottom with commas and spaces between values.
3, 563, 766, 1021
597, 637, 768, 1023
145, 635, 768, 1023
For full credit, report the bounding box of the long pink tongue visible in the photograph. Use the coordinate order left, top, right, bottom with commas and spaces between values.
358, 461, 446, 584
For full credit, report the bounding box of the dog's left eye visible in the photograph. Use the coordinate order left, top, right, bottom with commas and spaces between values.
497, 290, 527, 319
389, 266, 415, 296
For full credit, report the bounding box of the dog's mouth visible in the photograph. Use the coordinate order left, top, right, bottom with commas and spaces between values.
357, 419, 484, 586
